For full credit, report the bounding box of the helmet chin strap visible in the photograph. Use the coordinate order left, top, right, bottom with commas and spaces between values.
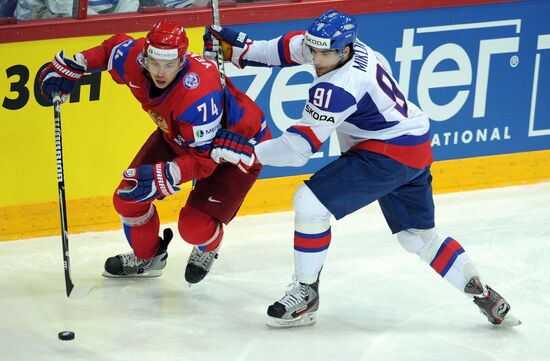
177, 56, 186, 71
335, 47, 352, 69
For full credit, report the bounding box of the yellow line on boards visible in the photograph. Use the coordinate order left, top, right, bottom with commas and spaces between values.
1, 150, 549, 241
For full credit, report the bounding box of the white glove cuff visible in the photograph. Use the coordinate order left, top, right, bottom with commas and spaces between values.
167, 161, 181, 184
231, 40, 252, 69
74, 53, 88, 70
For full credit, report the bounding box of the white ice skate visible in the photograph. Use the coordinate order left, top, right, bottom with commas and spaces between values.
266, 275, 319, 328
466, 276, 521, 327
185, 245, 220, 284
102, 228, 172, 278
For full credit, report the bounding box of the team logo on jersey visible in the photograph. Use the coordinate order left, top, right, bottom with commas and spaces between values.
147, 109, 169, 133
184, 73, 200, 89
305, 104, 335, 123
193, 122, 221, 142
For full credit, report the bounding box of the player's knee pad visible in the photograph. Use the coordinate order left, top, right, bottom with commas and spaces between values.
113, 182, 154, 219
178, 205, 222, 247
293, 184, 331, 232
396, 228, 442, 261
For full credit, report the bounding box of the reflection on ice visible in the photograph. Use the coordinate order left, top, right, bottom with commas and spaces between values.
1, 183, 549, 361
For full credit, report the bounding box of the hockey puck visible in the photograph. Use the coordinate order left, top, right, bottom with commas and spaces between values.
58, 331, 75, 341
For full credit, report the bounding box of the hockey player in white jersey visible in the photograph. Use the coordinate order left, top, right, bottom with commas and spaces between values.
205, 10, 519, 328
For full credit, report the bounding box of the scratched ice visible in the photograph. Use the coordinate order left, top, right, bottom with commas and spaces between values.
1, 183, 549, 361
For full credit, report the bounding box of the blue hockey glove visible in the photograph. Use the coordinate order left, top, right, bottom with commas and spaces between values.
117, 161, 182, 202
211, 129, 256, 173
205, 25, 252, 68
39, 51, 86, 103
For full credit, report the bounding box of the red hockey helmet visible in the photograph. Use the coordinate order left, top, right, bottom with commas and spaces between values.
144, 20, 189, 61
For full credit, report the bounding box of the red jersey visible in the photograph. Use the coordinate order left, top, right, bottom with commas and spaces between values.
81, 34, 267, 182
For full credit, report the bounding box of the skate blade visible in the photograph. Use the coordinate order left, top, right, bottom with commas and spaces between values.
101, 270, 162, 278
68, 282, 94, 300
500, 314, 522, 327
266, 312, 317, 328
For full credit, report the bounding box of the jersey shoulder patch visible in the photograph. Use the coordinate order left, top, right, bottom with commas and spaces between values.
308, 82, 356, 113
108, 38, 143, 83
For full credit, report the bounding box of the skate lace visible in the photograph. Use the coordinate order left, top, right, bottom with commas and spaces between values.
120, 253, 148, 268
278, 276, 308, 309
189, 248, 216, 269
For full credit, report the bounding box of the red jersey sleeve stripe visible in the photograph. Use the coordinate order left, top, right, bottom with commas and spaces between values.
277, 31, 305, 66
287, 125, 323, 153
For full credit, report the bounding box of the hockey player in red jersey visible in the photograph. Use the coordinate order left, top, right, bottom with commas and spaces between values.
39, 20, 269, 284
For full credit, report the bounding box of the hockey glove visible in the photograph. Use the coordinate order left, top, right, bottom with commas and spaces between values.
205, 25, 252, 69
211, 129, 256, 173
117, 161, 182, 202
203, 30, 220, 62
39, 51, 86, 103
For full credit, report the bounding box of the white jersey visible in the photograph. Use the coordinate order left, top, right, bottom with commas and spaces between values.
246, 32, 432, 169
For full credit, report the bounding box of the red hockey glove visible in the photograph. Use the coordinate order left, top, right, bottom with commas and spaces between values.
211, 129, 256, 173
39, 51, 86, 103
204, 25, 252, 69
117, 162, 181, 202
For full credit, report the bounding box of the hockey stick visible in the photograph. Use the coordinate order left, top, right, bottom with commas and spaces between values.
53, 93, 93, 299
211, 0, 228, 128
211, 0, 226, 90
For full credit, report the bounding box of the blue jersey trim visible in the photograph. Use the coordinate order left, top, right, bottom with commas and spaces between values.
252, 117, 268, 143
111, 39, 136, 83
177, 90, 224, 125
276, 36, 297, 68
244, 60, 271, 67
308, 82, 356, 112
123, 224, 132, 247
346, 90, 398, 131
224, 89, 245, 127
192, 143, 212, 152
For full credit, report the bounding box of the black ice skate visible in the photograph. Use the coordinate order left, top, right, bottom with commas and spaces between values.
465, 276, 521, 326
102, 228, 173, 278
266, 275, 319, 328
185, 244, 220, 284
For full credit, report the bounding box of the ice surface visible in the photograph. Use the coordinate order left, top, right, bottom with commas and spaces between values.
1, 183, 549, 361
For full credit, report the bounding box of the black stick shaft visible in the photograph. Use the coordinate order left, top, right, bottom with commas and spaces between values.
211, 0, 228, 128
53, 94, 74, 298
211, 0, 226, 90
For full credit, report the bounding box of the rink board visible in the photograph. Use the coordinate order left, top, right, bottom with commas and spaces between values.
2, 150, 549, 241
1, 0, 549, 240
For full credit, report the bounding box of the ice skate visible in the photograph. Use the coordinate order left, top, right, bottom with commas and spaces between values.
185, 244, 220, 284
465, 276, 521, 326
266, 275, 319, 328
102, 228, 173, 278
